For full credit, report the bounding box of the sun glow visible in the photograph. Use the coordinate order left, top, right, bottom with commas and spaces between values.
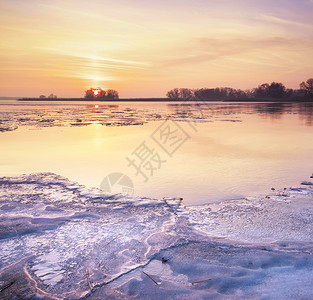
1, 1, 313, 97
92, 87, 105, 97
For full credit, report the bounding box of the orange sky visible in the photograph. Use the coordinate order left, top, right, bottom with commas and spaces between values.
1, 0, 313, 98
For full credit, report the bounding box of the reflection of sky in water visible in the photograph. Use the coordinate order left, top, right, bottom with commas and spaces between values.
0, 101, 313, 205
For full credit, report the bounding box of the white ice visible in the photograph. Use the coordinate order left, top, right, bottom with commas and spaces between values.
1, 173, 313, 299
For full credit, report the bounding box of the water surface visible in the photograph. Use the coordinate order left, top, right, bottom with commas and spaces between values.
1, 100, 313, 205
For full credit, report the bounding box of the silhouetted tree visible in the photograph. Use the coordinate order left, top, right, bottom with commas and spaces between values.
48, 93, 57, 99
253, 82, 288, 98
194, 87, 248, 100
300, 78, 313, 97
268, 82, 287, 98
98, 90, 107, 99
285, 89, 294, 98
179, 88, 193, 100
166, 88, 193, 100
223, 87, 248, 99
84, 88, 118, 100
85, 88, 98, 100
253, 83, 270, 98
167, 82, 298, 101
194, 88, 219, 100
166, 88, 180, 99
106, 89, 119, 100
292, 89, 306, 97
244, 89, 254, 98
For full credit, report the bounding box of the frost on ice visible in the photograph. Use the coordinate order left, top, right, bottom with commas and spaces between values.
0, 173, 313, 299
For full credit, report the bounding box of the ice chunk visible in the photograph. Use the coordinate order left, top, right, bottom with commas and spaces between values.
301, 181, 313, 186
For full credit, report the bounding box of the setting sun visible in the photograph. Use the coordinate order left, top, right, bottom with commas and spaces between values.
1, 0, 313, 98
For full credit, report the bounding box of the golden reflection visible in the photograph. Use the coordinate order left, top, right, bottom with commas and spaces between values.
0, 102, 313, 205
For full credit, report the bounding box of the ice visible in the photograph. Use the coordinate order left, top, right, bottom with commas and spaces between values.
301, 181, 313, 186
0, 123, 18, 132
1, 173, 313, 299
0, 103, 235, 132
0, 173, 183, 298
188, 191, 313, 243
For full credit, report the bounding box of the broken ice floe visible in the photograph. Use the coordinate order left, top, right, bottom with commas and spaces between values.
301, 181, 313, 186
0, 104, 238, 132
0, 173, 313, 299
0, 123, 18, 132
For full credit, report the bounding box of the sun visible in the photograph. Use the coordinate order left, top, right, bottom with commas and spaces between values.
92, 87, 104, 97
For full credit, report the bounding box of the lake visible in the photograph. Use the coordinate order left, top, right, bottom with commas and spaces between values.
1, 100, 313, 205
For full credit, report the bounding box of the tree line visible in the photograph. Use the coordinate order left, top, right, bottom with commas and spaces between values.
166, 78, 313, 100
84, 88, 119, 100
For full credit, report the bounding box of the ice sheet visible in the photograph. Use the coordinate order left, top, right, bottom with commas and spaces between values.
0, 173, 313, 299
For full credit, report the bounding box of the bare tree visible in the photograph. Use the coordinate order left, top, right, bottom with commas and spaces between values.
106, 89, 119, 100
179, 88, 193, 100
85, 88, 96, 99
166, 88, 180, 99
84, 88, 118, 100
300, 78, 313, 97
166, 88, 193, 100
253, 82, 288, 98
268, 82, 287, 98
253, 83, 270, 98
167, 81, 297, 101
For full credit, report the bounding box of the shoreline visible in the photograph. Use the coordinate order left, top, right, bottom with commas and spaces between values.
17, 97, 313, 102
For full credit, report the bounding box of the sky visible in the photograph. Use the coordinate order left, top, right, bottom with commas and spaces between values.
0, 0, 313, 98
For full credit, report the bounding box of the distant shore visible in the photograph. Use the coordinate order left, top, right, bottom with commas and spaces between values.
18, 97, 173, 102
17, 97, 313, 102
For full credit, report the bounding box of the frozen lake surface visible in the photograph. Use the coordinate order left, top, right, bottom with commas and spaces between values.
0, 172, 313, 299
1, 100, 313, 299
1, 100, 313, 205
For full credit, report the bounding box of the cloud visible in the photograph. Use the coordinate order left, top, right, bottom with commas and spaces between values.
159, 36, 302, 67
259, 14, 313, 28
42, 48, 149, 70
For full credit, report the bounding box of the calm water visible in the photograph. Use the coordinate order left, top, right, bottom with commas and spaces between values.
1, 100, 313, 205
